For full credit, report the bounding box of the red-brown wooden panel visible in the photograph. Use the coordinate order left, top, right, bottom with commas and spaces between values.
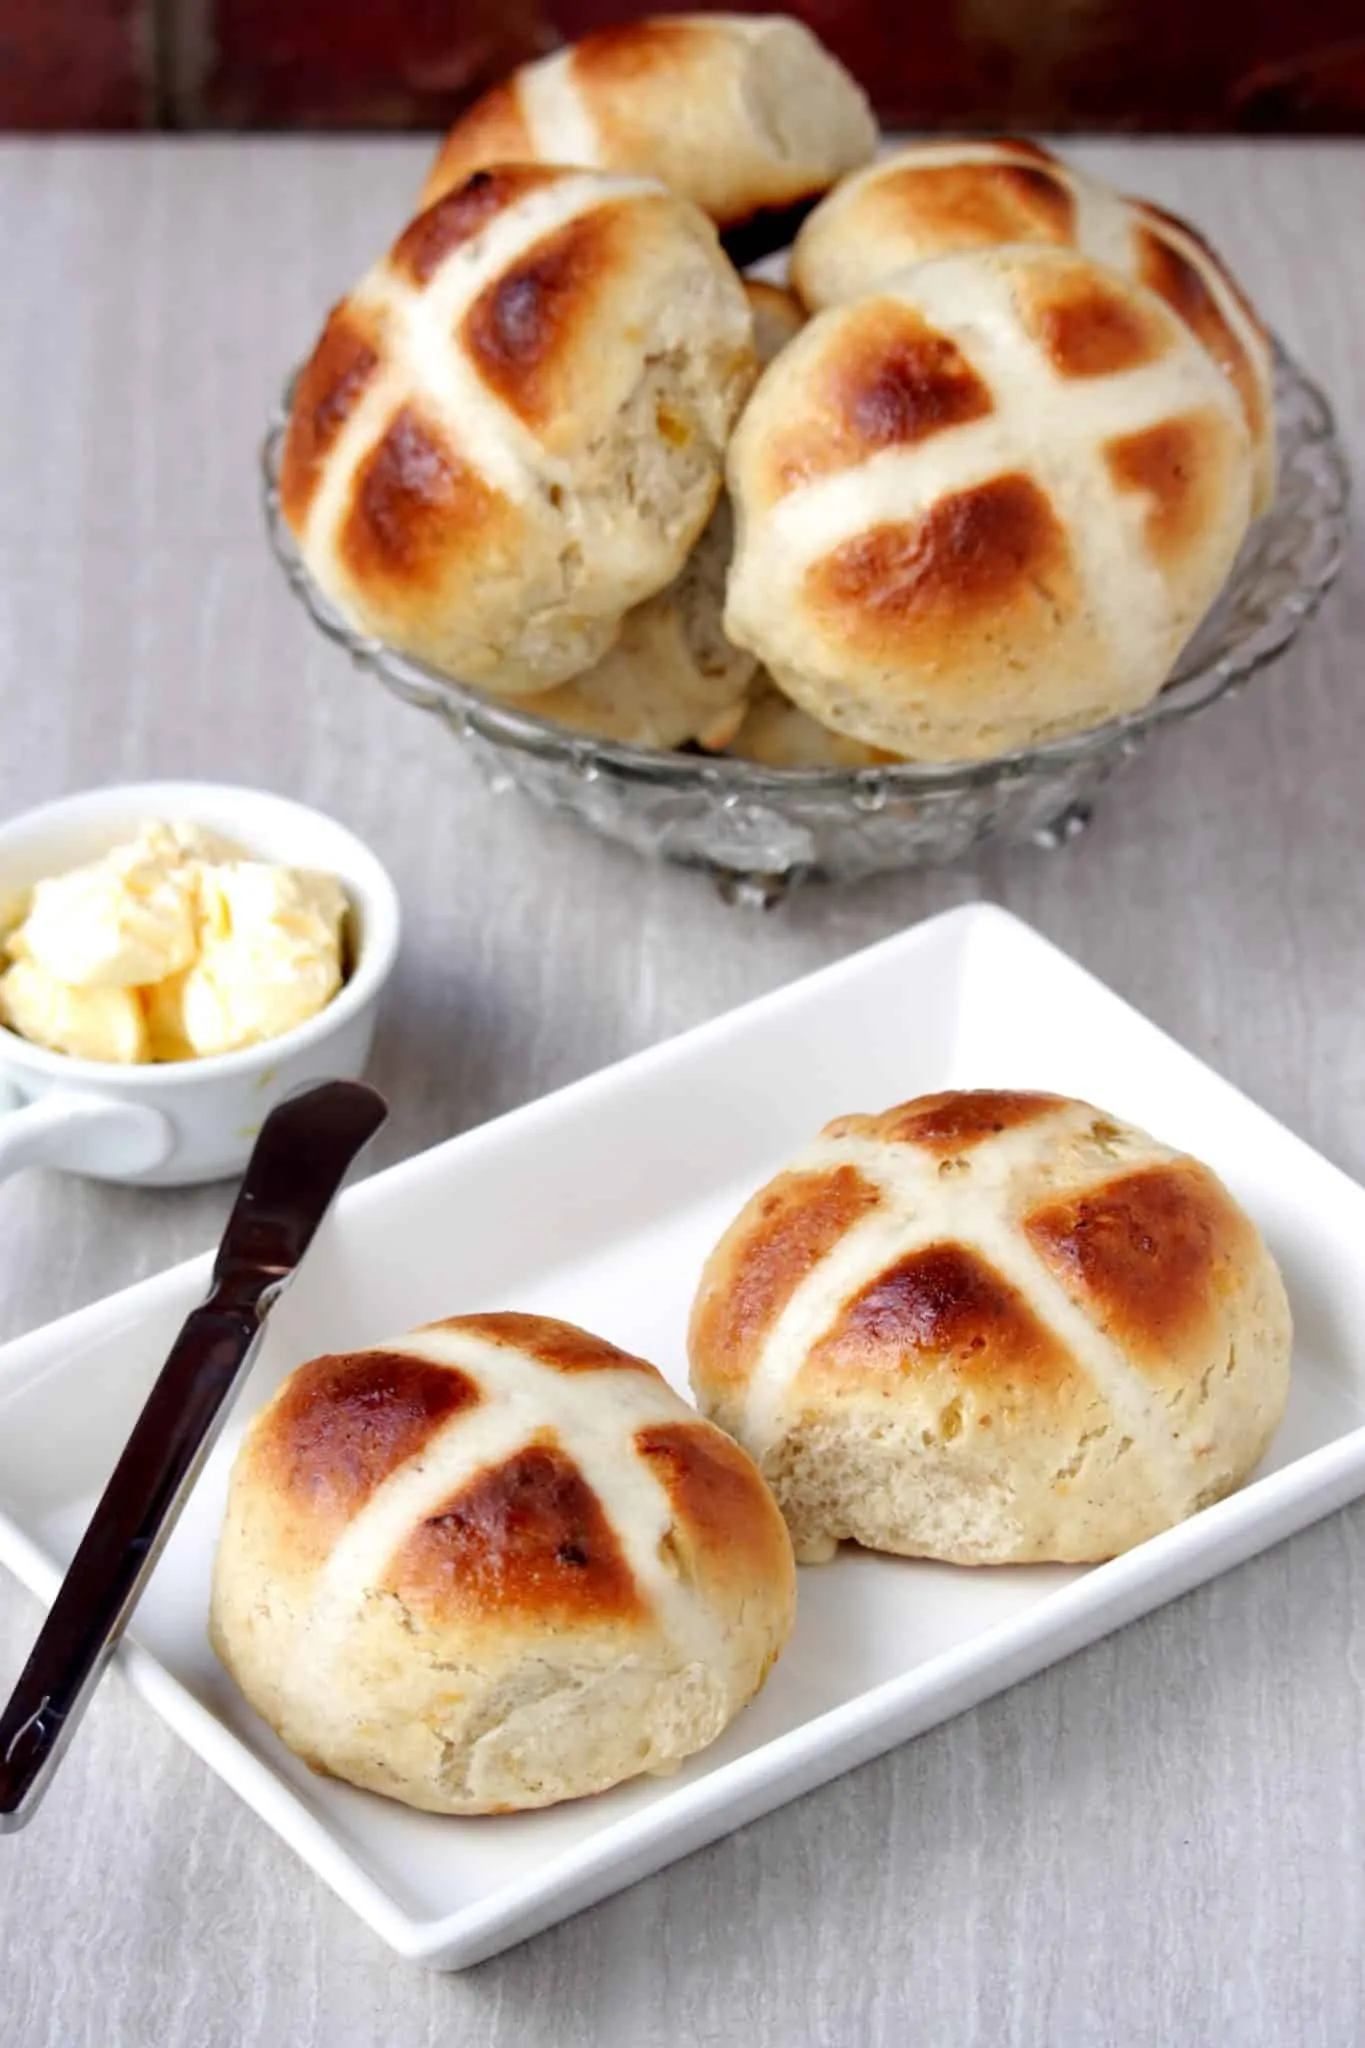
0, 0, 1361, 132
551, 0, 1365, 133
193, 0, 552, 128
0, 0, 149, 128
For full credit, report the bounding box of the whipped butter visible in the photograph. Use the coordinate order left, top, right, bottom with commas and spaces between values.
0, 821, 348, 1063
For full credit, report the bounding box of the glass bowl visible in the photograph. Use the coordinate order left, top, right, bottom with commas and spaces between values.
261, 340, 1349, 905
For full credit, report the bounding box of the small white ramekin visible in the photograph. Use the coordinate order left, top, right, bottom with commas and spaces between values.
0, 782, 400, 1186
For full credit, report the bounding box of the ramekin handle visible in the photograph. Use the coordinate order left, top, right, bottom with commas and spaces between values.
0, 1086, 172, 1181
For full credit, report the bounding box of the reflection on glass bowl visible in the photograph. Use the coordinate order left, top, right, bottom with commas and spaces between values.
262, 341, 1348, 906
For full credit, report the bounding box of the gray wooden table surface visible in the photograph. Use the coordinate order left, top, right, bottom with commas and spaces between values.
0, 136, 1361, 2047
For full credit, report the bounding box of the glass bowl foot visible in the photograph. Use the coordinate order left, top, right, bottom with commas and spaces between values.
712, 867, 800, 910
1031, 801, 1094, 851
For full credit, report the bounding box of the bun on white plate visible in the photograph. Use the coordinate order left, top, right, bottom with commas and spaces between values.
212, 1313, 796, 1813
690, 1090, 1292, 1565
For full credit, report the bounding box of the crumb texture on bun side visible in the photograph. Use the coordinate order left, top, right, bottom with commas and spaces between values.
515, 282, 806, 750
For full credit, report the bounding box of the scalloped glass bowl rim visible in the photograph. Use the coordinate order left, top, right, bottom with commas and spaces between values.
261, 336, 1349, 798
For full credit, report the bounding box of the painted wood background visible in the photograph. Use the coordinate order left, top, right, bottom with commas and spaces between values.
2, 0, 1363, 132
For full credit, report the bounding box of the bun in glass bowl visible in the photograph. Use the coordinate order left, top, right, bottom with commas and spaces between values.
262, 339, 1347, 906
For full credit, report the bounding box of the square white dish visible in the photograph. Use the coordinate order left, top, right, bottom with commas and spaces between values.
3, 900, 1365, 1970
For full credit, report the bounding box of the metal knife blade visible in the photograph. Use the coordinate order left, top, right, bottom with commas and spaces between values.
0, 1077, 387, 1833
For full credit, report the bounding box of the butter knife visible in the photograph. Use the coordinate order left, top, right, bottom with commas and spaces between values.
0, 1076, 387, 1832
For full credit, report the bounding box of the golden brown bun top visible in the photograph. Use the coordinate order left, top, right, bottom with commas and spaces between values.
282, 162, 729, 542
812, 136, 1076, 258
238, 1312, 793, 1631
789, 137, 1273, 513
418, 14, 878, 261
278, 160, 755, 695
722, 240, 1254, 761
690, 1090, 1271, 1420
744, 254, 1190, 520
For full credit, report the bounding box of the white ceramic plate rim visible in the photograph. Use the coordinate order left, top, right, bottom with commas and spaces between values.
3, 902, 1365, 1966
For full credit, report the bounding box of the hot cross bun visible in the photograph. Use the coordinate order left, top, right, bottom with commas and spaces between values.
790, 139, 1275, 513
419, 15, 877, 267
724, 245, 1254, 760
212, 1314, 795, 1813
689, 1091, 1291, 1565
280, 165, 755, 698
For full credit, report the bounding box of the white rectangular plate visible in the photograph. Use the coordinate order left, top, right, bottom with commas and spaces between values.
3, 903, 1365, 1970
